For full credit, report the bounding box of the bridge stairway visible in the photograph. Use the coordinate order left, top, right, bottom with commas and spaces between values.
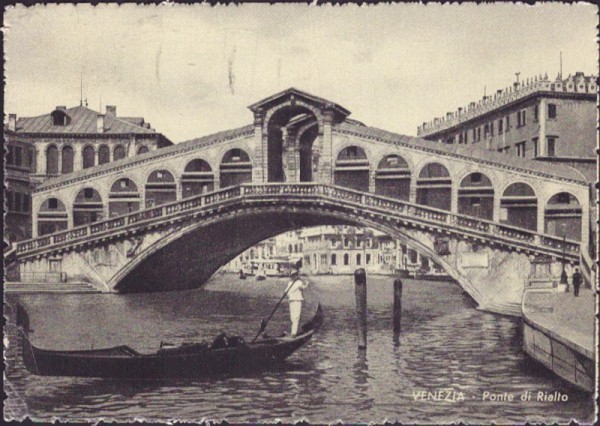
4, 281, 101, 294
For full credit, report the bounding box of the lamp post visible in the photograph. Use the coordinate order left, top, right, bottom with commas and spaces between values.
560, 225, 569, 292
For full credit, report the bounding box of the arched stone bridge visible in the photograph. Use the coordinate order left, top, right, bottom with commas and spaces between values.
14, 89, 591, 315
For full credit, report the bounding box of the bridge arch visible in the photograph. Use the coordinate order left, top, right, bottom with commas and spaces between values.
73, 187, 104, 226
543, 192, 582, 241
375, 153, 411, 200
182, 158, 215, 198
108, 177, 141, 218
416, 162, 452, 211
61, 145, 74, 174
500, 182, 538, 231
37, 197, 68, 236
111, 202, 470, 301
145, 169, 177, 208
220, 148, 252, 188
458, 172, 494, 220
334, 145, 370, 191
46, 144, 59, 176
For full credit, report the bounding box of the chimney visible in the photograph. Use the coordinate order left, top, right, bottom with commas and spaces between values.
446, 112, 453, 119
106, 105, 116, 116
8, 114, 17, 131
469, 102, 476, 109
513, 82, 520, 90
457, 107, 463, 114
97, 114, 105, 133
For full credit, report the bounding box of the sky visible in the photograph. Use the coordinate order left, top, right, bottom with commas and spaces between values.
4, 3, 598, 143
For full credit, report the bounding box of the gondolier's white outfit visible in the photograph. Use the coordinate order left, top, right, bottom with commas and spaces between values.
286, 274, 308, 336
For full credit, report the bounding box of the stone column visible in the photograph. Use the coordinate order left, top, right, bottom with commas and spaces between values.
57, 144, 63, 175
37, 144, 47, 176
536, 198, 545, 235
320, 106, 334, 184
538, 98, 546, 157
493, 190, 501, 223
94, 147, 99, 168
73, 144, 82, 172
252, 109, 265, 183
450, 183, 459, 214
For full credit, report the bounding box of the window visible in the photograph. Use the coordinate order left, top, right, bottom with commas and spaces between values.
490, 122, 494, 136
472, 128, 476, 142
446, 137, 454, 144
477, 128, 481, 142
356, 253, 362, 266
331, 254, 337, 265
534, 105, 539, 122
344, 238, 349, 248
49, 198, 58, 209
458, 133, 463, 144
366, 253, 371, 264
343, 253, 349, 265
506, 115, 510, 130
557, 193, 570, 204
14, 193, 22, 212
516, 141, 526, 157
120, 179, 129, 189
114, 145, 126, 160
15, 147, 22, 166
84, 188, 94, 199
522, 110, 527, 126
484, 124, 489, 138
348, 146, 358, 158
498, 119, 503, 134
548, 103, 557, 119
6, 191, 13, 211
6, 145, 13, 165
547, 137, 556, 157
471, 172, 482, 183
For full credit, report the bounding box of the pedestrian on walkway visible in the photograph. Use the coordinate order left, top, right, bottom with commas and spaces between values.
572, 267, 582, 297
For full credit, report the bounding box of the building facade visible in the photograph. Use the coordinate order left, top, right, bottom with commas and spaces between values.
7, 104, 173, 185
417, 72, 596, 183
4, 131, 36, 242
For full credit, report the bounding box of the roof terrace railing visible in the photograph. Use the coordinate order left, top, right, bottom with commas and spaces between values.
16, 183, 581, 259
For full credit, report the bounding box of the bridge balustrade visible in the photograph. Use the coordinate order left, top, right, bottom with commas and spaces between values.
17, 183, 583, 260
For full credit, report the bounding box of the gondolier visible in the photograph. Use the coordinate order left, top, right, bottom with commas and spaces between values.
285, 269, 308, 336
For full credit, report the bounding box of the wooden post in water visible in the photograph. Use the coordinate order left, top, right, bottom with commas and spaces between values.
354, 268, 367, 350
393, 277, 403, 345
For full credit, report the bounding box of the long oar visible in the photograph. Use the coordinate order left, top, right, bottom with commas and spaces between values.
250, 279, 297, 343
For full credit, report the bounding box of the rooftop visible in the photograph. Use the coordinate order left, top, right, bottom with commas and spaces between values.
15, 105, 158, 135
418, 72, 597, 137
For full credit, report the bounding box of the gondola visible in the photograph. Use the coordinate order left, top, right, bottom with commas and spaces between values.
15, 303, 323, 379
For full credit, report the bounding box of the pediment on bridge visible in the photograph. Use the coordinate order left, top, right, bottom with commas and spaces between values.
248, 88, 351, 123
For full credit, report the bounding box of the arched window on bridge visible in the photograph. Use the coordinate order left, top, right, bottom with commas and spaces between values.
61, 145, 74, 174
544, 192, 582, 241
109, 178, 140, 218
458, 172, 494, 220
334, 146, 369, 192
46, 144, 59, 176
220, 149, 252, 188
500, 183, 537, 231
98, 145, 110, 165
137, 145, 149, 155
38, 197, 68, 236
375, 154, 411, 200
114, 145, 126, 161
145, 170, 177, 208
416, 163, 452, 211
73, 188, 104, 226
82, 146, 95, 169
343, 253, 350, 265
182, 159, 214, 198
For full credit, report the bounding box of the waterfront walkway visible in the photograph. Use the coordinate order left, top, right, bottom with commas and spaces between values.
523, 288, 595, 359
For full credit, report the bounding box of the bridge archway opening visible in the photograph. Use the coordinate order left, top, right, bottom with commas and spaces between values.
416, 162, 452, 211
109, 178, 140, 218
375, 154, 411, 200
83, 145, 95, 169
46, 144, 59, 176
544, 192, 582, 241
98, 145, 110, 165
145, 170, 177, 208
38, 197, 68, 236
299, 124, 318, 182
335, 146, 369, 191
114, 145, 126, 161
500, 183, 537, 231
61, 145, 74, 174
220, 149, 252, 188
73, 188, 103, 226
182, 159, 214, 198
266, 106, 318, 182
458, 172, 494, 220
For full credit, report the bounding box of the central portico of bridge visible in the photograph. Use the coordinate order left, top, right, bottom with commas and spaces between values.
15, 88, 591, 315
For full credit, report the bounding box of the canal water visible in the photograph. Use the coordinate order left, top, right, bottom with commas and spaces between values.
4, 275, 594, 423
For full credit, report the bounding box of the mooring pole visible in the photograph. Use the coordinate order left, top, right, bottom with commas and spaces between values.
354, 268, 367, 350
393, 277, 403, 345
